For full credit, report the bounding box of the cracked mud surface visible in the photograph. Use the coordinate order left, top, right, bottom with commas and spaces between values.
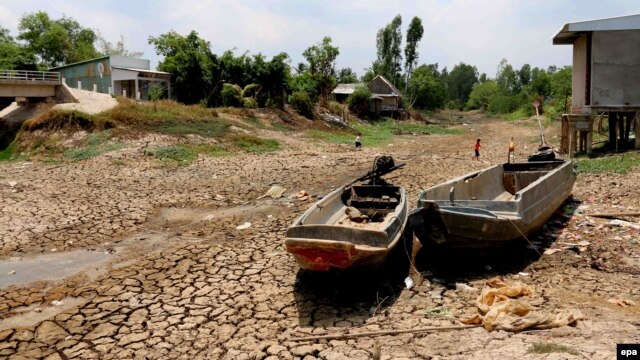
0, 117, 638, 359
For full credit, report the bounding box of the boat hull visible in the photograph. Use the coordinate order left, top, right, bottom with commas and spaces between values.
410, 161, 576, 249
285, 185, 408, 271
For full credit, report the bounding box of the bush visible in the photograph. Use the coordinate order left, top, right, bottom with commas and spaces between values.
289, 91, 314, 119
466, 81, 499, 111
489, 94, 523, 114
221, 84, 241, 107
327, 100, 344, 116
347, 86, 372, 117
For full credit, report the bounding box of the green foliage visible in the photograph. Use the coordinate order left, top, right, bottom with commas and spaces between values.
575, 153, 640, 174
233, 135, 280, 153
149, 30, 218, 106
447, 62, 479, 109
0, 25, 37, 70
527, 343, 579, 356
373, 14, 403, 86
347, 86, 372, 116
337, 68, 358, 84
63, 132, 126, 161
406, 64, 447, 110
404, 16, 424, 86
289, 91, 315, 118
466, 81, 499, 111
327, 101, 344, 116
18, 11, 100, 68
488, 94, 523, 114
148, 143, 228, 165
97, 34, 143, 58
302, 36, 340, 100
148, 83, 165, 102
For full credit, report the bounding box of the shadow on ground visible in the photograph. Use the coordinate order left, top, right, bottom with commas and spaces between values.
413, 196, 581, 285
293, 232, 412, 327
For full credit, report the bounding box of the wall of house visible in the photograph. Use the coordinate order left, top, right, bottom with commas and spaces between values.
368, 77, 393, 95
58, 58, 112, 93
571, 35, 588, 112
592, 30, 640, 107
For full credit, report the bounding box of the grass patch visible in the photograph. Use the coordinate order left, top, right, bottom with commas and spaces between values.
307, 119, 463, 147
62, 130, 126, 161
504, 108, 529, 121
64, 141, 126, 161
271, 122, 293, 132
527, 343, 579, 356
0, 142, 19, 161
150, 120, 232, 137
147, 143, 230, 166
574, 152, 640, 174
244, 116, 268, 129
233, 135, 280, 153
25, 110, 114, 131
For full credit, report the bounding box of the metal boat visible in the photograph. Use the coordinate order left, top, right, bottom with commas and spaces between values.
409, 160, 576, 249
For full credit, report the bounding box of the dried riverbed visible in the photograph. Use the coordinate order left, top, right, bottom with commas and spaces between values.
0, 117, 638, 359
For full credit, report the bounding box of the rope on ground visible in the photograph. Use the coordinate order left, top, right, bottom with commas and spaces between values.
503, 217, 554, 270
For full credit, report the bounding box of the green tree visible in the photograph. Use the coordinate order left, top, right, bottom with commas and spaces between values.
496, 58, 519, 95
289, 90, 314, 118
149, 30, 219, 106
97, 34, 143, 58
373, 14, 403, 86
302, 36, 339, 101
18, 12, 100, 67
404, 16, 424, 91
447, 62, 478, 109
337, 67, 358, 83
0, 25, 36, 70
466, 80, 499, 111
347, 86, 372, 116
406, 64, 446, 110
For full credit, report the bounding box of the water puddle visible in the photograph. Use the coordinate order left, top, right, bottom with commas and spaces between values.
0, 250, 112, 289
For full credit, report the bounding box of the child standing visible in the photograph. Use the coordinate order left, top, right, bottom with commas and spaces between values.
355, 135, 362, 150
473, 138, 481, 160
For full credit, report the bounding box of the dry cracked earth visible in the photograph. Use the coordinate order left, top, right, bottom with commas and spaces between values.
0, 117, 639, 359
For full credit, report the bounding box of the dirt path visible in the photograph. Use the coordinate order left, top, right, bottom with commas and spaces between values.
0, 116, 638, 359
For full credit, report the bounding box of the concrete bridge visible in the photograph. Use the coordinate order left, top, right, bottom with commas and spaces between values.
0, 70, 61, 101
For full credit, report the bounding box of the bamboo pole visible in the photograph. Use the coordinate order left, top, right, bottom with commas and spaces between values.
585, 212, 640, 219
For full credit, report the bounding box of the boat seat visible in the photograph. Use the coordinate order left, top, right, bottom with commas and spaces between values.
349, 196, 399, 210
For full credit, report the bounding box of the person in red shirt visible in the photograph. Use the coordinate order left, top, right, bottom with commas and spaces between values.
473, 138, 481, 160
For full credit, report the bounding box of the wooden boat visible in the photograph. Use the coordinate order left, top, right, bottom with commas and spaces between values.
285, 156, 409, 271
409, 160, 576, 249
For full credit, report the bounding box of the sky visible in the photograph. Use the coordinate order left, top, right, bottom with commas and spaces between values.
1, 0, 639, 77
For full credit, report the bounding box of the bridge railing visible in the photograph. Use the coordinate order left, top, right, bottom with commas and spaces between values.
0, 70, 61, 83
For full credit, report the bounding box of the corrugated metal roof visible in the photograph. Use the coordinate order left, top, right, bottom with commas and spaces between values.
111, 66, 171, 75
332, 83, 365, 94
553, 14, 640, 44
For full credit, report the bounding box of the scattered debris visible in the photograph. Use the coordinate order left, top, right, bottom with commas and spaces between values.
461, 277, 583, 332
8, 270, 16, 275
404, 276, 414, 290
51, 300, 63, 306
345, 207, 368, 223
236, 222, 252, 230
214, 194, 226, 201
289, 325, 478, 342
295, 190, 310, 201
258, 185, 287, 199
608, 219, 640, 230
607, 298, 637, 307
455, 282, 479, 292
8, 181, 17, 187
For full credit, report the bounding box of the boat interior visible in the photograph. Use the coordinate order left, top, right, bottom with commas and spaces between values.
420, 161, 566, 206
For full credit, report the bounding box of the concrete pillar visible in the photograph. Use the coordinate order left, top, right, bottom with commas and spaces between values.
569, 127, 577, 158
108, 86, 112, 95
135, 78, 139, 100
586, 131, 593, 154
122, 89, 127, 98
93, 83, 97, 92
635, 112, 640, 150
77, 80, 82, 89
